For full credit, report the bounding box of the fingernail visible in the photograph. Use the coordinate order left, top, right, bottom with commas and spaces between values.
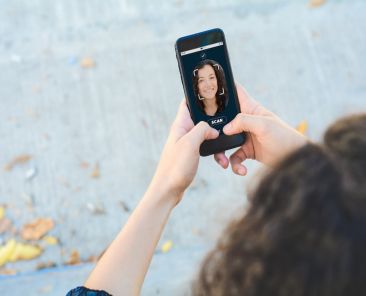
238, 168, 246, 175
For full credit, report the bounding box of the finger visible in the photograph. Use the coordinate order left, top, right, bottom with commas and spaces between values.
170, 99, 195, 141
214, 152, 229, 169
175, 99, 190, 123
223, 114, 266, 136
229, 148, 248, 176
185, 121, 219, 148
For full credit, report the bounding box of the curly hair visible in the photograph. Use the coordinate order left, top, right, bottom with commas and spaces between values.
192, 59, 228, 116
192, 114, 366, 296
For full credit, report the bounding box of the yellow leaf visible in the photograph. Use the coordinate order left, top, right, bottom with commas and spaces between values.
8, 242, 42, 262
0, 239, 16, 266
43, 236, 58, 245
309, 0, 326, 8
80, 57, 95, 68
296, 120, 308, 135
0, 207, 5, 220
161, 240, 173, 253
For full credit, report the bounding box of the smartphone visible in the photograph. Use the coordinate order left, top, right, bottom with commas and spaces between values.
175, 28, 246, 156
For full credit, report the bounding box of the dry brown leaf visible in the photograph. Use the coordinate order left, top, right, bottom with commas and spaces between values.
86, 255, 99, 263
90, 162, 100, 178
80, 57, 95, 68
309, 0, 326, 8
80, 161, 90, 169
0, 218, 12, 234
66, 250, 81, 265
0, 268, 17, 275
4, 154, 32, 171
21, 218, 54, 240
36, 261, 57, 270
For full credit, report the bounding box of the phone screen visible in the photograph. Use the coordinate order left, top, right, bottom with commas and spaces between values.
177, 35, 240, 133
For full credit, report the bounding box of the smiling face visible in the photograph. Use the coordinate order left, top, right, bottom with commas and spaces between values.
197, 65, 218, 101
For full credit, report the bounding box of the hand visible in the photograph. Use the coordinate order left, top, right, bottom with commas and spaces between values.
149, 100, 219, 206
214, 83, 308, 175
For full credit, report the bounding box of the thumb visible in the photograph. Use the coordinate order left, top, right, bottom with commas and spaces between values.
223, 114, 266, 136
186, 121, 219, 147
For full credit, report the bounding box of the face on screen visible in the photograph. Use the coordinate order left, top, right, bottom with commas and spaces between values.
193, 60, 228, 117
180, 41, 238, 130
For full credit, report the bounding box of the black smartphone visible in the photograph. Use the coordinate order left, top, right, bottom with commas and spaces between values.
175, 28, 246, 156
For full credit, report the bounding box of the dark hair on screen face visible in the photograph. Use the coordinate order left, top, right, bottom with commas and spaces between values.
192, 59, 228, 116
193, 113, 366, 296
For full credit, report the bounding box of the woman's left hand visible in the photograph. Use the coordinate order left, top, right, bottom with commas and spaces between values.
149, 100, 219, 206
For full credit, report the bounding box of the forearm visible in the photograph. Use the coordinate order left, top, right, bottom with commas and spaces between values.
84, 183, 178, 295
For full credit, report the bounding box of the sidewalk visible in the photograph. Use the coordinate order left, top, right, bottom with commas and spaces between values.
0, 0, 365, 295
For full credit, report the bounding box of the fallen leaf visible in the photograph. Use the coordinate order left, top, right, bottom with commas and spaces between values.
296, 120, 308, 135
8, 242, 42, 262
0, 206, 4, 220
90, 162, 100, 178
36, 261, 57, 270
86, 255, 99, 263
4, 154, 32, 171
309, 0, 326, 8
66, 250, 81, 265
80, 161, 90, 169
161, 240, 173, 253
0, 268, 17, 275
43, 236, 58, 245
21, 218, 54, 240
80, 57, 95, 68
0, 218, 12, 234
0, 239, 16, 266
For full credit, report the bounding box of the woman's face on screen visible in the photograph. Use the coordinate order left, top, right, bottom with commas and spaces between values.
197, 65, 218, 101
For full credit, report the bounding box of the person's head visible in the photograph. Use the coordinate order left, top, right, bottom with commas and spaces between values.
193, 113, 366, 296
192, 59, 228, 116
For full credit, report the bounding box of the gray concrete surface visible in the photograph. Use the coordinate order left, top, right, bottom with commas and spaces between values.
0, 0, 365, 295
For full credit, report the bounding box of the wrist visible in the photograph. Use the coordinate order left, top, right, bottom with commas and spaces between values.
146, 177, 183, 209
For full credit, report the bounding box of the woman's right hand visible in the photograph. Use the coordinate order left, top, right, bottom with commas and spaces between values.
214, 84, 308, 175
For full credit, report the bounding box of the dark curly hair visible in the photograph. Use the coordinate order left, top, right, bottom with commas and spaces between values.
192, 59, 228, 116
193, 113, 366, 296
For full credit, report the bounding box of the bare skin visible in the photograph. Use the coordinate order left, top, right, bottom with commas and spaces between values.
83, 84, 308, 295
